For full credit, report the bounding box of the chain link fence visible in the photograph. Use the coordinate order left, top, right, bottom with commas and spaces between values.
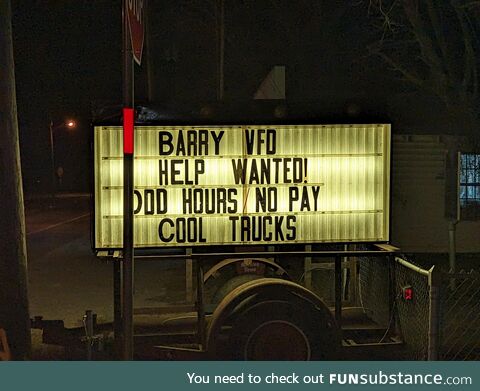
387, 255, 480, 361
440, 270, 480, 360
308, 251, 479, 360
358, 256, 390, 328
393, 256, 431, 360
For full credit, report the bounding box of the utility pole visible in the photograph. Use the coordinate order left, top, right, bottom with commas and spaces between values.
0, 0, 31, 360
217, 0, 225, 101
49, 121, 56, 206
121, 0, 146, 360
145, 0, 155, 103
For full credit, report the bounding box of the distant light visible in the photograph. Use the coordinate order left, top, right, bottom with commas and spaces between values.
66, 120, 76, 128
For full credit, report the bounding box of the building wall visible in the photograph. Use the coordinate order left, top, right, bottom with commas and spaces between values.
391, 135, 480, 253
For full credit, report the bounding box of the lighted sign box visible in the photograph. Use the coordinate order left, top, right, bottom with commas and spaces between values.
94, 124, 391, 248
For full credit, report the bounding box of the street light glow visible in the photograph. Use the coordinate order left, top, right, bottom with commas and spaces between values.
48, 118, 77, 205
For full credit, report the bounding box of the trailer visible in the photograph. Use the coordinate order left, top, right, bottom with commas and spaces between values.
90, 120, 403, 360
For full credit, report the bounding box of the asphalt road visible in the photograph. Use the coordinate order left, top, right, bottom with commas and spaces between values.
26, 195, 186, 328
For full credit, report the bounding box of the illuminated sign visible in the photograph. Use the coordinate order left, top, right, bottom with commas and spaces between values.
94, 124, 390, 248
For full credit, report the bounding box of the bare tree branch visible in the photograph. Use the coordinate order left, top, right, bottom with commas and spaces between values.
451, 0, 478, 101
365, 0, 480, 130
369, 44, 427, 88
425, 0, 448, 63
402, 0, 448, 86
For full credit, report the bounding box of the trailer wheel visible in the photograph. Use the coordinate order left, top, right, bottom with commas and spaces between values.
230, 301, 314, 360
207, 278, 340, 360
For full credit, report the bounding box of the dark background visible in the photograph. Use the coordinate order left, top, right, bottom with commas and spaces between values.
11, 0, 479, 193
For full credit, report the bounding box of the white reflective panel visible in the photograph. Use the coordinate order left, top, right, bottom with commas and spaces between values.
94, 124, 390, 248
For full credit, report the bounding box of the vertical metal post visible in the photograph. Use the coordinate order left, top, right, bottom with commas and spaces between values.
84, 310, 94, 361
428, 266, 440, 361
216, 0, 224, 100
304, 245, 312, 290
334, 255, 342, 328
448, 220, 457, 290
122, 0, 134, 361
113, 260, 123, 358
351, 245, 359, 306
145, 0, 155, 103
342, 244, 349, 301
185, 248, 193, 303
48, 120, 56, 206
448, 220, 457, 291
388, 254, 396, 331
448, 221, 457, 273
196, 257, 206, 349
386, 255, 396, 327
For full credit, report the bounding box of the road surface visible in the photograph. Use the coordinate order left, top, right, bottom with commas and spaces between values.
26, 195, 187, 328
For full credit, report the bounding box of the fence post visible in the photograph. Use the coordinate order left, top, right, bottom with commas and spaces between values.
388, 254, 397, 333
428, 266, 441, 360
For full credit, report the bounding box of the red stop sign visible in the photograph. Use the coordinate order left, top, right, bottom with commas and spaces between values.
126, 0, 144, 65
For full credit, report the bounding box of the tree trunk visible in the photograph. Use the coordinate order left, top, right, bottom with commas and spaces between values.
0, 0, 31, 360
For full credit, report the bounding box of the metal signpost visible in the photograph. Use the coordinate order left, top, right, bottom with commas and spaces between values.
121, 0, 144, 360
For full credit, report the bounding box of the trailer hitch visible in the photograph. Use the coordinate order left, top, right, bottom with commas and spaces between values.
31, 312, 112, 359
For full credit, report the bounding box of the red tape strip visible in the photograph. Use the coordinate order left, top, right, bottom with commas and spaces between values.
123, 107, 134, 154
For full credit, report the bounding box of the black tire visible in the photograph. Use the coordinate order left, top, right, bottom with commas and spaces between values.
224, 299, 340, 360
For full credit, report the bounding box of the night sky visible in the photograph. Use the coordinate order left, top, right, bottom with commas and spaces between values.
11, 1, 478, 193
13, 1, 122, 193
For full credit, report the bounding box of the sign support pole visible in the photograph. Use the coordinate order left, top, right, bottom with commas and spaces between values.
122, 0, 134, 361
113, 257, 122, 358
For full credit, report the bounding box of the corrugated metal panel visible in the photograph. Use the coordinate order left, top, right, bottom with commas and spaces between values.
393, 135, 446, 180
391, 135, 448, 251
94, 124, 390, 248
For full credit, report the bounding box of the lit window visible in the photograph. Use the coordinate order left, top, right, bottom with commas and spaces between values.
460, 153, 480, 220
